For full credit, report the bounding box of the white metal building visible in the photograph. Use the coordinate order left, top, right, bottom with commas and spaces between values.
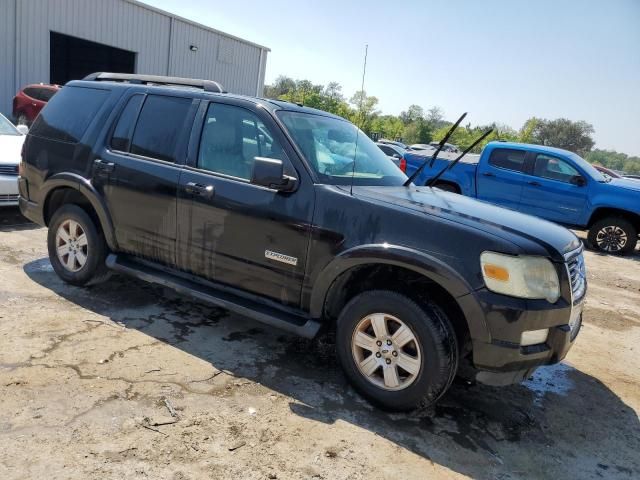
0, 0, 269, 118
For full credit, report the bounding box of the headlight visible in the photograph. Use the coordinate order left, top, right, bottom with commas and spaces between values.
480, 252, 560, 303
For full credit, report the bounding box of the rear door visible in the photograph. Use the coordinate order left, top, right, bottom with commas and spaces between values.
176, 99, 313, 307
95, 91, 197, 265
518, 153, 587, 224
476, 147, 528, 210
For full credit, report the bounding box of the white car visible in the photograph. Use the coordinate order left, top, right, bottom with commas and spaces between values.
0, 113, 27, 207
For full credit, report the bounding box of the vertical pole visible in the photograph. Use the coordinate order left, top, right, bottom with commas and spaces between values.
358, 44, 368, 129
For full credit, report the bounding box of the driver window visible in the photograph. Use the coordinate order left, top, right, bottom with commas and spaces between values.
198, 103, 287, 180
534, 154, 580, 183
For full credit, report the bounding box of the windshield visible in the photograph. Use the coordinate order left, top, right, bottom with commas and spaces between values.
277, 111, 407, 186
0, 114, 20, 136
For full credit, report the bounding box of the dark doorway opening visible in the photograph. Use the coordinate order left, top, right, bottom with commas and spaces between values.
50, 32, 136, 85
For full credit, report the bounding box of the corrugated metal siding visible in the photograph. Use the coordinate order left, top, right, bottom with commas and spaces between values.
0, 0, 267, 118
0, 0, 16, 117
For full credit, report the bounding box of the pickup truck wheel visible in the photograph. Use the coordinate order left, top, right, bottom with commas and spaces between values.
587, 217, 637, 255
336, 290, 458, 411
47, 204, 110, 286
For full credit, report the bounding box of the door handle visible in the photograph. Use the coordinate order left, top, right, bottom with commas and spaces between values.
482, 172, 495, 177
94, 158, 115, 173
185, 182, 214, 198
527, 180, 541, 186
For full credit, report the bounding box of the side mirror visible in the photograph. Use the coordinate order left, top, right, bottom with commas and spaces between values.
251, 157, 297, 192
16, 124, 29, 135
570, 175, 586, 187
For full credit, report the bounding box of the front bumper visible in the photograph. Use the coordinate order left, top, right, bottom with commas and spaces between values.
467, 275, 585, 386
0, 175, 19, 206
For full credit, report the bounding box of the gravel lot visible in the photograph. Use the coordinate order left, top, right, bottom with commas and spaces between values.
1, 207, 639, 480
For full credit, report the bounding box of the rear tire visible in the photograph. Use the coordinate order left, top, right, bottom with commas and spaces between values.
587, 217, 637, 255
47, 204, 110, 286
336, 290, 458, 411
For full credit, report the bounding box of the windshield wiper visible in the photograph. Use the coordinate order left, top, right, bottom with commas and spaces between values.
403, 112, 467, 186
425, 128, 494, 187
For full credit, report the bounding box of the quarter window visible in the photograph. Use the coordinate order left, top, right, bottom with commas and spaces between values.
198, 103, 287, 180
29, 86, 109, 143
533, 154, 580, 183
488, 148, 527, 172
110, 95, 144, 152
130, 95, 192, 163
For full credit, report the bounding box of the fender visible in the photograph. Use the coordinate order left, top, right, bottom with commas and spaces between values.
309, 243, 490, 341
41, 173, 118, 251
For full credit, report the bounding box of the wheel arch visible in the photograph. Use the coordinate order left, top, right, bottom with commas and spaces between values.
432, 180, 461, 193
588, 206, 640, 232
309, 244, 490, 344
41, 173, 118, 250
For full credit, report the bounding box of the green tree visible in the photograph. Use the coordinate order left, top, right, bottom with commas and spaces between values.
528, 118, 595, 156
349, 90, 380, 133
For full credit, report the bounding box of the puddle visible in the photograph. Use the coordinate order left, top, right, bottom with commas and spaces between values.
523, 362, 575, 406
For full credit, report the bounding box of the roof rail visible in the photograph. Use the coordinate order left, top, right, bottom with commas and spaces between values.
83, 72, 226, 93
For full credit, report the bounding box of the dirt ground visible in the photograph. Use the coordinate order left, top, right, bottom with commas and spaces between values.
1, 207, 639, 480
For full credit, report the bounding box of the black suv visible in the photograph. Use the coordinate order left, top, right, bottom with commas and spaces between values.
19, 73, 586, 411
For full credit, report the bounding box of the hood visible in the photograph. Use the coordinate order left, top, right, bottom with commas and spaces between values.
608, 177, 640, 193
0, 134, 25, 165
354, 186, 581, 261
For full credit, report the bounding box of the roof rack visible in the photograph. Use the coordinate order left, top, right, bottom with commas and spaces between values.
83, 72, 226, 93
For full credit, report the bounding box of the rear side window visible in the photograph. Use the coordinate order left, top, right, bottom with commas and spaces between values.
30, 86, 109, 143
488, 148, 526, 172
110, 95, 144, 152
130, 95, 192, 163
38, 88, 57, 102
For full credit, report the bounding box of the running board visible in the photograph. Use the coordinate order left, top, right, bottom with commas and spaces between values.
105, 254, 321, 338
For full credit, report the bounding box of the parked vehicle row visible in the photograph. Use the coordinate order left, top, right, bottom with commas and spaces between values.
19, 73, 586, 411
404, 142, 640, 254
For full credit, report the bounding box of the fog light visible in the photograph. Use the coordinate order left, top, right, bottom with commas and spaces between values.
520, 329, 549, 346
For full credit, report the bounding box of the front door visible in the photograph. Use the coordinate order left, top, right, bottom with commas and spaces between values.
176, 100, 313, 307
94, 92, 197, 265
518, 153, 587, 225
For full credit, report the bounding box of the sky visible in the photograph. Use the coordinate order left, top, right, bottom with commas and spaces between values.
146, 0, 640, 156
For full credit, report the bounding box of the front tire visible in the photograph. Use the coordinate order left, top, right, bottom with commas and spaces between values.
47, 204, 110, 286
336, 290, 458, 411
587, 217, 637, 255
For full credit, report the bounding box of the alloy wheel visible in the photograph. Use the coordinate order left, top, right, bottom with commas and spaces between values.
596, 226, 627, 252
55, 219, 89, 272
351, 313, 422, 391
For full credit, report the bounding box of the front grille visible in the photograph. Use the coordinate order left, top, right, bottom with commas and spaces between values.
0, 165, 19, 175
567, 253, 586, 302
0, 194, 19, 203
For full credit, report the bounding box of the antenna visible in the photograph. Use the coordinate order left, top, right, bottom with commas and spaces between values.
351, 44, 368, 195
358, 44, 368, 129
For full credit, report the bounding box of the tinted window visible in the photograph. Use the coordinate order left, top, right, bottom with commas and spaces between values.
110, 95, 144, 152
488, 148, 526, 172
130, 95, 192, 162
30, 86, 109, 143
379, 145, 395, 156
533, 154, 580, 183
23, 87, 38, 99
38, 88, 57, 102
198, 103, 287, 180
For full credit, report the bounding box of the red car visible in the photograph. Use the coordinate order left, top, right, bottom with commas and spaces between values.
12, 84, 60, 126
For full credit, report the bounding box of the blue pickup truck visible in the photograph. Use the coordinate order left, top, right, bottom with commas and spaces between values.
405, 141, 640, 254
